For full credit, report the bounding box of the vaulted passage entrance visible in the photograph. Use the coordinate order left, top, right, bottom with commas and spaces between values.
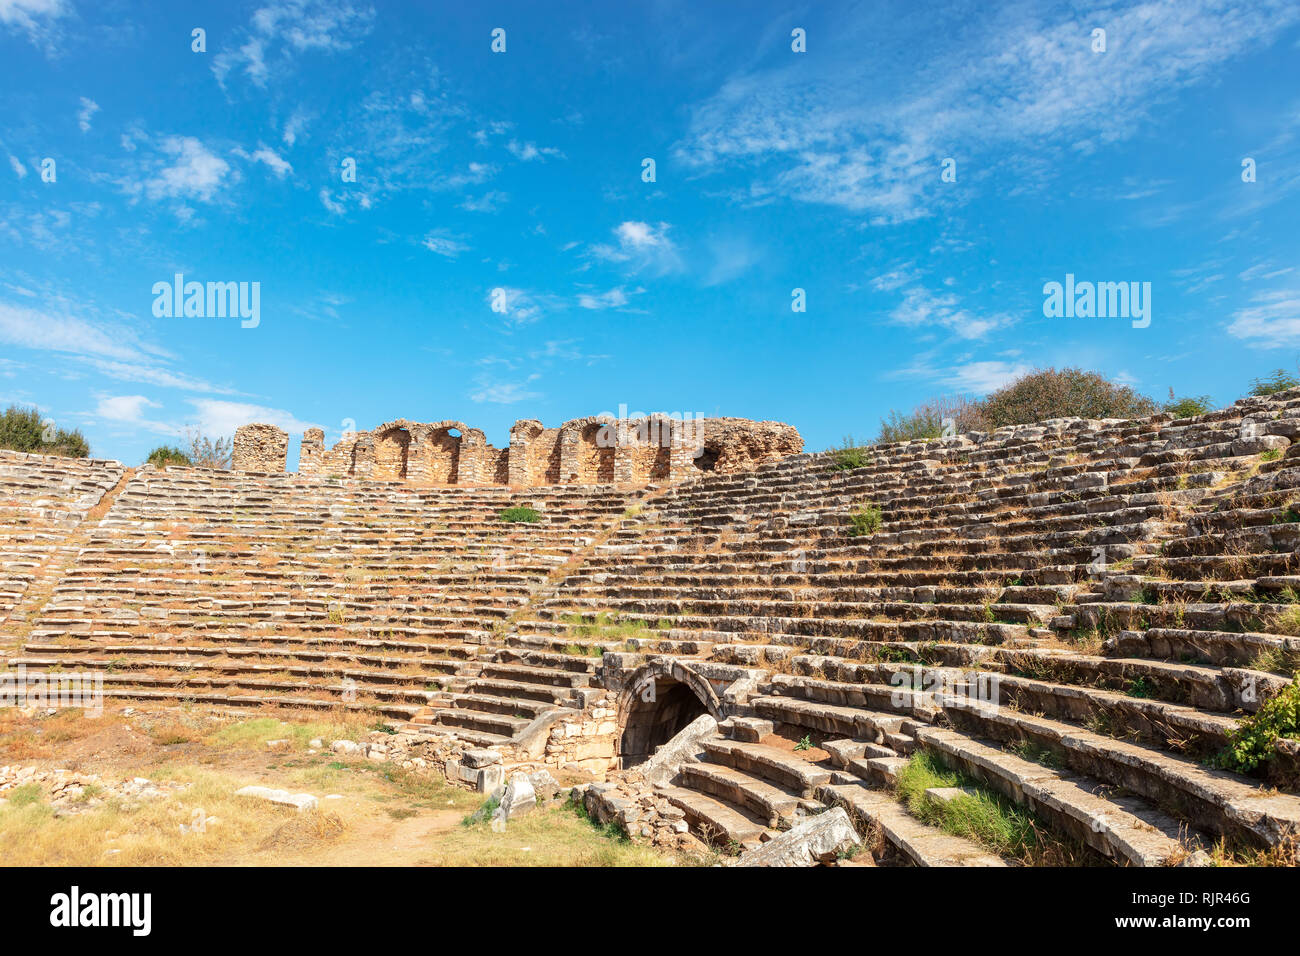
619, 678, 709, 767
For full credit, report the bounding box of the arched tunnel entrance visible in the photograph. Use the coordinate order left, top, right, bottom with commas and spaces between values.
616, 661, 723, 768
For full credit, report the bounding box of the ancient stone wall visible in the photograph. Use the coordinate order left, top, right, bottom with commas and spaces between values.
231, 424, 288, 473
237, 414, 803, 487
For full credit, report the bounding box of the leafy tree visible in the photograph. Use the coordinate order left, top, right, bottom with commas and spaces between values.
980, 367, 1157, 427
0, 404, 90, 458
1249, 369, 1300, 397
145, 445, 192, 467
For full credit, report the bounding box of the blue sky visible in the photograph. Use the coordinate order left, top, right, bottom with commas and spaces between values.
2, 0, 1299, 466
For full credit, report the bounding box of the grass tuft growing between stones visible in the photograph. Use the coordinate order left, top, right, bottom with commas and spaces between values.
847, 504, 883, 537
499, 506, 541, 523
896, 750, 1097, 866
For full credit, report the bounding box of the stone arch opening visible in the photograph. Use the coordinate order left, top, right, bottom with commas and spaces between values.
577, 422, 615, 484
693, 443, 720, 472
617, 661, 721, 768
373, 427, 411, 479
425, 427, 461, 484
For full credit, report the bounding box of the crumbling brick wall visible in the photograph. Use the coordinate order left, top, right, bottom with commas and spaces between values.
231, 424, 289, 473
275, 414, 803, 487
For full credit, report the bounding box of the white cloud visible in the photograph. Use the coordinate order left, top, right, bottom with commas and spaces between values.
460, 190, 508, 213
213, 0, 375, 88
121, 135, 232, 204
576, 287, 630, 310
250, 146, 292, 177
96, 394, 161, 423
484, 287, 552, 325
506, 139, 564, 162
0, 0, 67, 45
422, 230, 469, 258
8, 154, 26, 178
76, 96, 99, 132
0, 299, 146, 362
937, 360, 1034, 394
187, 398, 317, 439
283, 109, 310, 147
469, 374, 543, 404
592, 221, 682, 274
1227, 288, 1300, 346
886, 285, 1012, 340
675, 1, 1300, 218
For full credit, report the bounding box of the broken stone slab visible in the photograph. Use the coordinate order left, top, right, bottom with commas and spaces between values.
924, 786, 979, 806
461, 748, 502, 769
499, 772, 536, 820
736, 807, 860, 867
729, 717, 774, 743
235, 785, 318, 812
638, 713, 718, 787
528, 769, 560, 804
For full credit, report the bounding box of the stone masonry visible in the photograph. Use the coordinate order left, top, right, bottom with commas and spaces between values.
253, 414, 802, 487
231, 423, 289, 473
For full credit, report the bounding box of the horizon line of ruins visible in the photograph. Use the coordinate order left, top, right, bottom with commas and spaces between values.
229, 414, 804, 487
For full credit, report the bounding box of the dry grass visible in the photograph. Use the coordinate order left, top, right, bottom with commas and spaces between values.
0, 710, 690, 867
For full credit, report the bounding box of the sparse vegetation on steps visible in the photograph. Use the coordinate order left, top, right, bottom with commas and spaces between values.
499, 506, 542, 523
847, 504, 883, 536
896, 750, 1093, 866
826, 437, 872, 471
1214, 673, 1300, 778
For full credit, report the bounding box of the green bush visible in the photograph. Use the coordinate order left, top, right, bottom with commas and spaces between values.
827, 436, 872, 471
1249, 369, 1300, 397
0, 404, 89, 458
980, 368, 1157, 427
145, 445, 191, 468
1214, 673, 1300, 774
1162, 389, 1215, 419
878, 394, 988, 445
847, 504, 882, 536
499, 506, 541, 523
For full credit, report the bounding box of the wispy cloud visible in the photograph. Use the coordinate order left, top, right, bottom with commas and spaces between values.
675, 1, 1300, 219
591, 220, 683, 275
469, 373, 543, 404
0, 0, 69, 49
213, 0, 376, 89
76, 97, 100, 132
1227, 287, 1300, 346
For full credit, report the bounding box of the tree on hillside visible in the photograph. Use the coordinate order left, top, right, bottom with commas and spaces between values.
0, 404, 90, 458
980, 367, 1157, 427
185, 427, 232, 469
877, 394, 989, 444
1249, 368, 1300, 397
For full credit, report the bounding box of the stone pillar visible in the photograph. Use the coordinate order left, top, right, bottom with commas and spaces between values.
231, 423, 289, 473
406, 428, 429, 482
299, 428, 324, 476
559, 428, 581, 484
459, 430, 486, 485
613, 418, 635, 484
508, 421, 538, 486
669, 418, 699, 482
351, 435, 375, 478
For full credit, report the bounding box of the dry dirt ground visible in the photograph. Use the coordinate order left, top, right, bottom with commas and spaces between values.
0, 705, 700, 867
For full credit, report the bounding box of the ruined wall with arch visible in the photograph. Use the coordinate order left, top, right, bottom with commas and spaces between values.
245, 414, 802, 488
